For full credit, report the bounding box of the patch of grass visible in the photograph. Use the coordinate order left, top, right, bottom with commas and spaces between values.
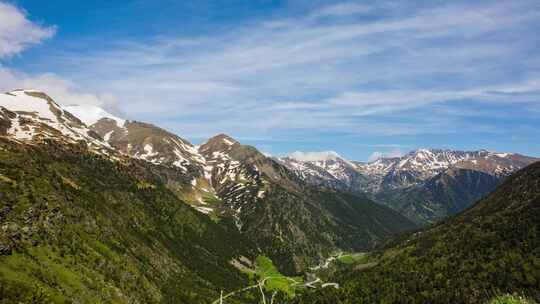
0, 245, 110, 303
202, 195, 222, 205
337, 253, 369, 265
254, 256, 304, 299
136, 181, 156, 189
490, 294, 536, 304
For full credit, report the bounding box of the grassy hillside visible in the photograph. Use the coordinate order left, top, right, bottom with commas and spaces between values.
294, 161, 540, 304
0, 138, 255, 303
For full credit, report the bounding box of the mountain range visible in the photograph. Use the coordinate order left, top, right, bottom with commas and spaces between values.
280, 148, 538, 224
0, 89, 538, 303
0, 90, 414, 284
4, 88, 532, 226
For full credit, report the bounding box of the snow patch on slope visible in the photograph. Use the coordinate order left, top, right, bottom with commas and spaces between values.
7, 115, 35, 140
2, 90, 58, 120
222, 137, 235, 145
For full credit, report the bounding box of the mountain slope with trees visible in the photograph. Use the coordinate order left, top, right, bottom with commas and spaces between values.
294, 161, 540, 303
375, 168, 503, 224
0, 138, 255, 303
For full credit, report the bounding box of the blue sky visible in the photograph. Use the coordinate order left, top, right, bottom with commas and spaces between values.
0, 0, 539, 161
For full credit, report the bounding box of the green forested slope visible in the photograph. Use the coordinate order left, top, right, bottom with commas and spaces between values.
240, 184, 416, 274
376, 168, 502, 224
294, 161, 540, 304
0, 138, 255, 304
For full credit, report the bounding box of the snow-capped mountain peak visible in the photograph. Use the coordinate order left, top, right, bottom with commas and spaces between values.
64, 104, 125, 127
2, 89, 64, 121
279, 152, 368, 191
0, 90, 110, 153
199, 134, 238, 154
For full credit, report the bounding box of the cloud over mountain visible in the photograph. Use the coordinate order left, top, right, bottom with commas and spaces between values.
288, 151, 342, 162
368, 149, 404, 162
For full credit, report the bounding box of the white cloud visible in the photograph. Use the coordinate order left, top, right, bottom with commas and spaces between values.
0, 2, 56, 58
288, 151, 342, 162
368, 149, 404, 162
0, 2, 116, 118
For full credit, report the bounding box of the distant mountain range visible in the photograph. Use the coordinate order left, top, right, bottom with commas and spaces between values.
280, 148, 538, 224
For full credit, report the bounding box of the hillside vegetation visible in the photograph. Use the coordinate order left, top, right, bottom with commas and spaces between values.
294, 161, 540, 304
0, 138, 255, 303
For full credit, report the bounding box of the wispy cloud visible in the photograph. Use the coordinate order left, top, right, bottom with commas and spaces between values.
311, 2, 372, 18
0, 2, 55, 58
45, 1, 537, 134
